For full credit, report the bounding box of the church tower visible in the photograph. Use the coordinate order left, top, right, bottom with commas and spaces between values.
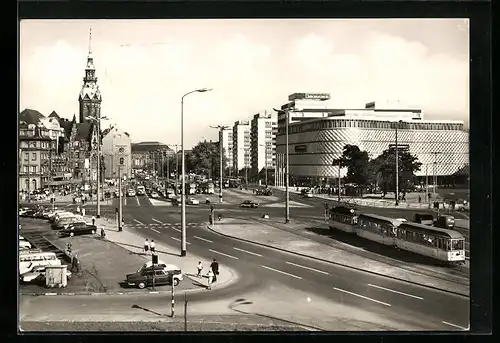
78, 28, 102, 123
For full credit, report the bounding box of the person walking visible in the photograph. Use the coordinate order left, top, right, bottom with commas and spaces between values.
92, 215, 96, 226
206, 269, 214, 290
82, 207, 86, 217
100, 227, 106, 240
210, 258, 219, 282
150, 240, 156, 253
143, 239, 150, 255
76, 206, 80, 214
196, 261, 203, 277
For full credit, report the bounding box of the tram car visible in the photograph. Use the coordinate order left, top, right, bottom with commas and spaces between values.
395, 222, 465, 264
328, 206, 358, 233
356, 214, 402, 246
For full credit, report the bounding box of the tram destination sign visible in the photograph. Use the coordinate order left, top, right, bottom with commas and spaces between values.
388, 144, 410, 151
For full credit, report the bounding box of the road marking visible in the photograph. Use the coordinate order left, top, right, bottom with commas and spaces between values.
209, 249, 239, 260
134, 219, 144, 225
261, 265, 302, 279
367, 284, 423, 300
442, 321, 469, 331
152, 218, 163, 224
233, 247, 262, 257
136, 196, 140, 206
285, 261, 329, 275
333, 287, 391, 307
171, 237, 190, 245
151, 228, 160, 233
193, 236, 213, 243
171, 227, 181, 232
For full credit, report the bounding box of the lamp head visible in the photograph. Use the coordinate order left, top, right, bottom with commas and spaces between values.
198, 88, 213, 93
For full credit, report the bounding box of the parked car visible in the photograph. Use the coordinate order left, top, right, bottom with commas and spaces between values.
255, 188, 273, 196
51, 216, 80, 230
240, 200, 259, 208
19, 240, 32, 250
127, 189, 136, 197
150, 191, 159, 199
126, 265, 182, 288
58, 222, 98, 237
455, 201, 470, 212
188, 198, 200, 205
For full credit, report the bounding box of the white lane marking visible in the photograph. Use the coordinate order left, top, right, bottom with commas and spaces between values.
234, 247, 262, 257
286, 261, 329, 275
151, 228, 160, 233
172, 227, 181, 232
442, 321, 469, 331
171, 237, 190, 245
261, 265, 302, 279
152, 218, 163, 224
134, 219, 144, 225
209, 249, 239, 260
193, 236, 213, 243
136, 196, 140, 206
367, 284, 423, 300
333, 287, 391, 307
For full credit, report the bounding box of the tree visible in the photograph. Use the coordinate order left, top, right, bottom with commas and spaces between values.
372, 148, 422, 198
184, 140, 227, 177
333, 145, 372, 195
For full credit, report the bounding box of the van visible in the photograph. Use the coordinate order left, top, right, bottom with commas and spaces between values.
19, 252, 61, 275
434, 215, 455, 229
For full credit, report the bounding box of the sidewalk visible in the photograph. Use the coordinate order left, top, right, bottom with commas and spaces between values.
208, 218, 469, 296
82, 214, 239, 292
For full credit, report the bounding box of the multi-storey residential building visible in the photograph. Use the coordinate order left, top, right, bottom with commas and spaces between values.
232, 120, 250, 178
102, 126, 132, 179
220, 127, 233, 175
275, 92, 469, 187
250, 111, 277, 182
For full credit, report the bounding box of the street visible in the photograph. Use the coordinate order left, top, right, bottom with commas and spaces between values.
52, 189, 470, 331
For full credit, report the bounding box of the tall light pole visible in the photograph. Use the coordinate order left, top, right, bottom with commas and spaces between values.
86, 115, 110, 218
210, 125, 230, 203
180, 88, 212, 256
258, 143, 268, 186
432, 152, 439, 195
273, 108, 290, 224
394, 120, 402, 206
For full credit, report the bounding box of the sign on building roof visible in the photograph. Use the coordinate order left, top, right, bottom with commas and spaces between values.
288, 93, 331, 101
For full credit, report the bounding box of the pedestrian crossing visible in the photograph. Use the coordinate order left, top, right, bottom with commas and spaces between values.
125, 222, 203, 228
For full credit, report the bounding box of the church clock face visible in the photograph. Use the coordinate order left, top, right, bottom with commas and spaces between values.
118, 147, 124, 153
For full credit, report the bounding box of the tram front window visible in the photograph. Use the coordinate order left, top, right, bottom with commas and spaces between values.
451, 239, 464, 250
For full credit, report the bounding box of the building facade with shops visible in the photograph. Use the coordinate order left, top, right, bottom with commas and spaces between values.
275, 93, 469, 187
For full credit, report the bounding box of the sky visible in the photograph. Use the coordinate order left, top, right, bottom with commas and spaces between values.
20, 19, 469, 149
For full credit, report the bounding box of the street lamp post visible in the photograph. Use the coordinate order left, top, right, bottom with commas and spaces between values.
180, 88, 212, 257
210, 125, 230, 203
273, 108, 290, 224
259, 143, 268, 186
86, 115, 110, 218
394, 120, 401, 206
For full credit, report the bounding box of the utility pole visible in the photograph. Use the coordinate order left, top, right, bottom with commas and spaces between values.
338, 161, 341, 202
210, 125, 230, 203
432, 152, 439, 195
394, 121, 400, 206
273, 108, 290, 223
118, 165, 123, 231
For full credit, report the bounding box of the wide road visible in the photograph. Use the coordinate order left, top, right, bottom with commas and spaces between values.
83, 190, 469, 331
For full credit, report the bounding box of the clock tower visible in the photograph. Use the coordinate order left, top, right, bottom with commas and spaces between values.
78, 28, 102, 123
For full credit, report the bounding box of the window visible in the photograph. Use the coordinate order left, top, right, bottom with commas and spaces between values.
23, 166, 28, 173
31, 166, 37, 173
32, 153, 37, 161
24, 152, 29, 161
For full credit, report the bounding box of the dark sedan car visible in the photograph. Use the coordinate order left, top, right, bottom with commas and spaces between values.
240, 200, 259, 208
126, 266, 181, 289
58, 222, 98, 238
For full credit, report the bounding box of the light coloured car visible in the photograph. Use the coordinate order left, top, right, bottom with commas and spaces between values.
188, 198, 200, 205
19, 240, 32, 250
150, 191, 159, 199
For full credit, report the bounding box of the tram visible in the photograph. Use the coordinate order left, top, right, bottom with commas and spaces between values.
328, 206, 358, 233
356, 214, 402, 246
395, 222, 466, 264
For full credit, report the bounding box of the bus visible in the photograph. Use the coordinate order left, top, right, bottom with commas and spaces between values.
395, 222, 465, 264
328, 206, 358, 233
19, 251, 61, 275
356, 214, 402, 246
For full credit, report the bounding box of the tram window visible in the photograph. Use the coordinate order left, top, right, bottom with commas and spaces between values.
437, 238, 443, 249
445, 240, 451, 251
452, 240, 464, 250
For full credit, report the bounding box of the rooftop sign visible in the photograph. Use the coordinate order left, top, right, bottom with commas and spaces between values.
288, 93, 331, 101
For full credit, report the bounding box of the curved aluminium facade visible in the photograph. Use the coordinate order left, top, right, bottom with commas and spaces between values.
276, 125, 469, 178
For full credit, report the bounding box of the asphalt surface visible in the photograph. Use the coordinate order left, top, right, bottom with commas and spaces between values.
62, 189, 469, 330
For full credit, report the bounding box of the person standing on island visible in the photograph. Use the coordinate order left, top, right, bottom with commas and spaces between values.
210, 259, 219, 282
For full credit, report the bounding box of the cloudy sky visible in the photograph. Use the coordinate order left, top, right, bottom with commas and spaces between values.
20, 19, 469, 148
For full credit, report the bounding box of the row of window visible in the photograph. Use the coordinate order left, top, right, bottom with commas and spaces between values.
278, 120, 464, 135
357, 219, 396, 237
330, 213, 357, 225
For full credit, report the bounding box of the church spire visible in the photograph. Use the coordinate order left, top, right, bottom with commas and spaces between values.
88, 27, 92, 55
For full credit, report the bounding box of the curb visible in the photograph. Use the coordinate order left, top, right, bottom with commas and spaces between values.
206, 225, 469, 298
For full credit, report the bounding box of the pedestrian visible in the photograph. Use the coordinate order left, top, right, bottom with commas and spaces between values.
82, 207, 86, 217
73, 255, 80, 273
150, 239, 156, 253
144, 239, 150, 255
66, 242, 72, 255
196, 261, 204, 277
210, 258, 219, 282
76, 206, 80, 214
100, 227, 106, 239
92, 215, 96, 226
418, 195, 422, 204
206, 269, 214, 290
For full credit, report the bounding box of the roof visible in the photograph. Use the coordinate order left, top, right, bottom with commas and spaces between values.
358, 213, 402, 226
399, 222, 464, 239
59, 119, 74, 140
131, 141, 172, 153
48, 111, 61, 120
19, 109, 45, 125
